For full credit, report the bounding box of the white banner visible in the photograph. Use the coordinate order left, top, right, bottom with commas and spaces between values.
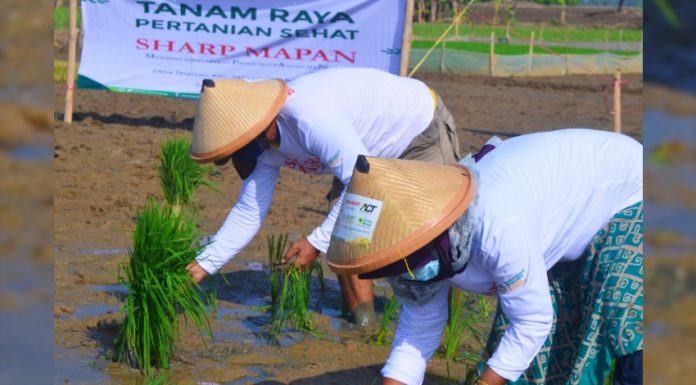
77, 0, 406, 98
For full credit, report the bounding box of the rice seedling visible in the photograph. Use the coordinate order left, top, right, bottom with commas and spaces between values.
142, 373, 173, 385
444, 289, 467, 380
159, 137, 215, 212
267, 234, 317, 344
114, 199, 213, 373
369, 292, 400, 346
440, 291, 492, 382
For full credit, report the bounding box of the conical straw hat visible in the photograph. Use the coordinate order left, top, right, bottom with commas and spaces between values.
190, 78, 287, 163
326, 156, 476, 275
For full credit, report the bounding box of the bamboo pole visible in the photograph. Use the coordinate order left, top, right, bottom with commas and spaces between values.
489, 31, 496, 77
399, 0, 415, 76
454, 3, 460, 37
613, 68, 622, 133
528, 31, 535, 77
64, 0, 78, 123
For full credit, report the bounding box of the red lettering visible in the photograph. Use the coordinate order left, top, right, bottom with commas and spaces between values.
295, 48, 311, 60
178, 42, 195, 54
136, 38, 149, 49
199, 43, 215, 54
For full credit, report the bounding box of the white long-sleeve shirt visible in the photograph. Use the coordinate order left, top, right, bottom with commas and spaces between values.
196, 67, 435, 274
382, 129, 643, 384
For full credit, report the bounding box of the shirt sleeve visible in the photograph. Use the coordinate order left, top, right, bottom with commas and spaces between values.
483, 218, 554, 381
381, 283, 450, 385
300, 119, 370, 253
195, 162, 279, 274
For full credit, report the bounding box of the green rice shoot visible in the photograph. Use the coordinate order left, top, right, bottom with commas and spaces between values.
142, 373, 173, 385
444, 289, 467, 379
159, 137, 215, 212
440, 291, 492, 380
267, 234, 318, 344
370, 292, 400, 346
114, 199, 213, 373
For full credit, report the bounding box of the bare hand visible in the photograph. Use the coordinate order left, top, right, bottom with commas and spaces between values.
186, 261, 208, 284
283, 238, 320, 268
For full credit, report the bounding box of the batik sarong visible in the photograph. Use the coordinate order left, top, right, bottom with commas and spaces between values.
480, 201, 643, 385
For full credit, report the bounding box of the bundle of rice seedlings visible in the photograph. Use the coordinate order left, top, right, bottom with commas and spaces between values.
370, 292, 400, 346
159, 137, 215, 212
267, 234, 317, 344
114, 199, 213, 372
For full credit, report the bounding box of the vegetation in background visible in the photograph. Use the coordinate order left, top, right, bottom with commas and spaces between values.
114, 200, 213, 373
159, 137, 215, 212
53, 5, 80, 30
413, 24, 642, 43
368, 292, 400, 346
412, 39, 638, 56
267, 234, 318, 344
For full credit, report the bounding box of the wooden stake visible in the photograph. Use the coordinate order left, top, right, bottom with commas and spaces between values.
618, 29, 623, 51
440, 38, 446, 72
613, 68, 622, 133
64, 0, 78, 123
400, 0, 415, 76
490, 31, 495, 77
528, 31, 535, 76
604, 30, 609, 74
564, 28, 569, 76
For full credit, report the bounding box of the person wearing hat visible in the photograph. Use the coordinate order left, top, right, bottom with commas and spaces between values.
326, 128, 643, 385
185, 67, 462, 328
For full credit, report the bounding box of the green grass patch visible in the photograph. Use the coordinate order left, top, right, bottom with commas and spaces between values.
159, 137, 215, 212
412, 40, 639, 56
54, 6, 81, 30
413, 23, 642, 43
114, 200, 214, 373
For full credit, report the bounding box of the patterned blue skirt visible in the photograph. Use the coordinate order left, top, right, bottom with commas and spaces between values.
481, 201, 643, 385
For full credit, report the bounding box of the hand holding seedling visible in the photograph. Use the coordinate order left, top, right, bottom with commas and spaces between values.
284, 238, 319, 268
186, 261, 208, 284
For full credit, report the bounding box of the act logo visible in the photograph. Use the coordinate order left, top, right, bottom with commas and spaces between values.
360, 203, 377, 213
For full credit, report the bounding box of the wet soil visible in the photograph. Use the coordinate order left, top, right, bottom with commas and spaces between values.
53, 70, 643, 384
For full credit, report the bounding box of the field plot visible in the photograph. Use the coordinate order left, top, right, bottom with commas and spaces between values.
53, 70, 642, 384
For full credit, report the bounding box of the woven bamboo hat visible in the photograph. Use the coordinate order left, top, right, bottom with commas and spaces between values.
326, 156, 476, 275
190, 78, 288, 163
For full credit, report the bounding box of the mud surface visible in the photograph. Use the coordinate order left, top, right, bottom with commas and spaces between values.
53, 70, 643, 384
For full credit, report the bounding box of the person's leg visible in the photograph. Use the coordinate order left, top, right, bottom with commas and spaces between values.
613, 350, 643, 385
337, 273, 376, 328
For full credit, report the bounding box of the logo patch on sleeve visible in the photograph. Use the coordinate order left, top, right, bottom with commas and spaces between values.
499, 269, 527, 294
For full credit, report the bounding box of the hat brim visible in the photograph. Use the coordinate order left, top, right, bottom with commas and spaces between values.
190, 80, 287, 164
327, 165, 476, 276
